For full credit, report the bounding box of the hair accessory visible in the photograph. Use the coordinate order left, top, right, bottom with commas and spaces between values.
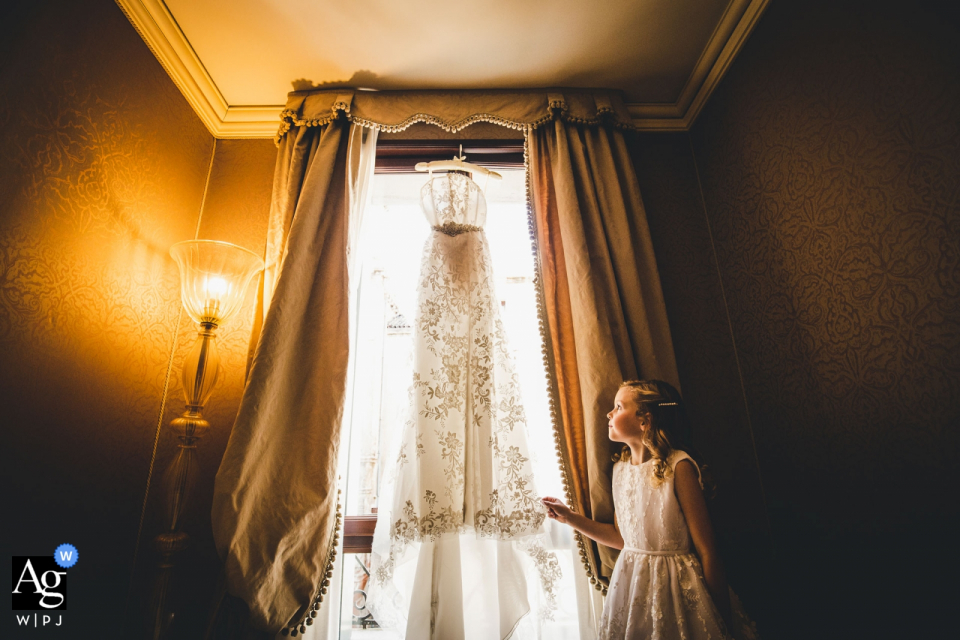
657, 402, 678, 407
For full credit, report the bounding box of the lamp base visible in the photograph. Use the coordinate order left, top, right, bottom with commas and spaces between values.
143, 325, 221, 639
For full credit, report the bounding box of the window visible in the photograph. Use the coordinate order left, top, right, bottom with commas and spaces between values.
332, 141, 581, 639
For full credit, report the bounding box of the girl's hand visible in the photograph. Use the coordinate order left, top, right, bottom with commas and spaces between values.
542, 497, 624, 549
541, 497, 573, 524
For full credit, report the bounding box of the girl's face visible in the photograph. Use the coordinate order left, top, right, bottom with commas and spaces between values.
607, 387, 647, 443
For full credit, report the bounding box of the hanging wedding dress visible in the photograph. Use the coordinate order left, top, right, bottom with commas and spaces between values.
367, 171, 560, 640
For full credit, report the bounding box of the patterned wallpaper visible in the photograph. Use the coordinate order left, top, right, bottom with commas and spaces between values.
0, 2, 210, 632
686, 1, 960, 636
0, 1, 275, 637
631, 133, 772, 615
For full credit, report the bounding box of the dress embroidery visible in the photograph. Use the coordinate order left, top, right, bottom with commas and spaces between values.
367, 172, 559, 638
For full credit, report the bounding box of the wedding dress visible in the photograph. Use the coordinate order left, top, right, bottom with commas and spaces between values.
367, 172, 559, 640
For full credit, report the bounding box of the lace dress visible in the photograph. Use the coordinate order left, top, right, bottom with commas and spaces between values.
367, 172, 559, 640
599, 450, 760, 640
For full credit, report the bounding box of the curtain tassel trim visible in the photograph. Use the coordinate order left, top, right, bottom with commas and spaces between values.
276, 95, 635, 145
522, 130, 608, 597
281, 489, 343, 636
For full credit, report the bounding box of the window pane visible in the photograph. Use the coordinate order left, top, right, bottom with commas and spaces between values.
339, 553, 401, 639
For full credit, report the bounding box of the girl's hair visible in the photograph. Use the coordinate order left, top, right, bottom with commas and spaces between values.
612, 379, 716, 497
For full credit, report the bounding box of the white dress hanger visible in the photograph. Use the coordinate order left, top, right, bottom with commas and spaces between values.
415, 144, 503, 181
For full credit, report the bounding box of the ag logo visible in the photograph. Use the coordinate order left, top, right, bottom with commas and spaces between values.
12, 557, 67, 610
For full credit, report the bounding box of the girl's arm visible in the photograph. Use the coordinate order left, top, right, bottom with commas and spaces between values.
541, 497, 624, 549
674, 460, 733, 628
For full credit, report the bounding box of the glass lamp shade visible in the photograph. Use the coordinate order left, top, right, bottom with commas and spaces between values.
169, 240, 263, 326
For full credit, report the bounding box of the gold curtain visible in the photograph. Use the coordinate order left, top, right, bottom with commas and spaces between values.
529, 119, 679, 591
210, 88, 675, 634
211, 116, 355, 633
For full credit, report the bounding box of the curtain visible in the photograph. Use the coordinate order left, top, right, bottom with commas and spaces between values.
210, 88, 674, 637
528, 119, 679, 593
211, 118, 377, 634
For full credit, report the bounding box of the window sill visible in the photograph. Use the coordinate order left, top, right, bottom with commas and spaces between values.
343, 514, 377, 554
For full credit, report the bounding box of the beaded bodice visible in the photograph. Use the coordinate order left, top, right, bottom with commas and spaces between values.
420, 172, 486, 235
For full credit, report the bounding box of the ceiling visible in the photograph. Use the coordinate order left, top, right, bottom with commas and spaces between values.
117, 0, 768, 137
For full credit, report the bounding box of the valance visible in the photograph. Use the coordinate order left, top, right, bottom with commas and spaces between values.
276, 89, 637, 142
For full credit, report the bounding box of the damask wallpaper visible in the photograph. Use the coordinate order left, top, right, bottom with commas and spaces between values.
0, 1, 275, 637
631, 133, 773, 621
682, 0, 958, 637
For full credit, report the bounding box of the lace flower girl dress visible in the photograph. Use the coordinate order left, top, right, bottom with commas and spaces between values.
599, 450, 760, 640
367, 172, 559, 640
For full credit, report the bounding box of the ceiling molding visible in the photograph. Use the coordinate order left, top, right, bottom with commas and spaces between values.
629, 0, 769, 131
115, 0, 226, 135
116, 0, 768, 138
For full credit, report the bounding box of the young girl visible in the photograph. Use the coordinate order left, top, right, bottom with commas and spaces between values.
542, 380, 759, 640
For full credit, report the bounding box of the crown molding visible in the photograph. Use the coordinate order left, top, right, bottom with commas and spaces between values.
114, 0, 280, 138
628, 0, 769, 131
116, 0, 768, 137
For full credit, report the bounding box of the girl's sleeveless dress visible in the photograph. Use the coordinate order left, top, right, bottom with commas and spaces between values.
598, 450, 760, 640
